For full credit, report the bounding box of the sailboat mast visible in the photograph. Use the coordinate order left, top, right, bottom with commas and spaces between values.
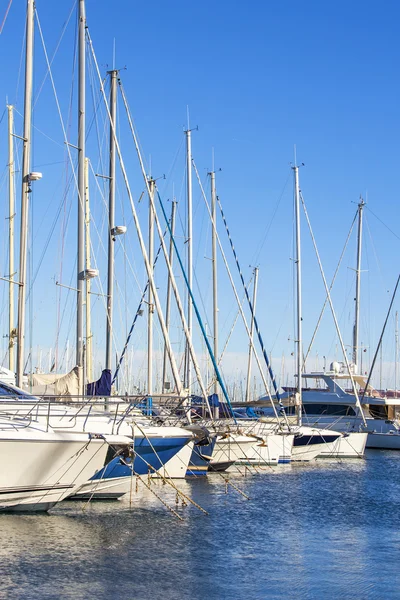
105, 69, 117, 372
7, 105, 15, 373
76, 0, 86, 396
147, 178, 155, 396
293, 165, 303, 426
210, 169, 219, 406
16, 0, 34, 387
352, 197, 365, 372
162, 200, 176, 392
84, 157, 92, 381
395, 311, 398, 395
245, 267, 258, 402
185, 127, 193, 395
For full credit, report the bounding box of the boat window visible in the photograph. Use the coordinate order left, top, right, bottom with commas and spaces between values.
0, 384, 21, 397
367, 405, 388, 420
256, 404, 356, 417
303, 404, 357, 416
0, 383, 33, 398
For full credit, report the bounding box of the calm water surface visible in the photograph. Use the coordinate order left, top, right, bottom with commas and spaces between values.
1, 450, 400, 599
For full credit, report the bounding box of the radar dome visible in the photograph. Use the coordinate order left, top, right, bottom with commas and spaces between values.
330, 361, 341, 374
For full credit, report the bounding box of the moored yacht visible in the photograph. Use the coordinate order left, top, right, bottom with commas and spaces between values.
209, 423, 294, 468
268, 364, 398, 450
0, 415, 130, 511
0, 381, 194, 498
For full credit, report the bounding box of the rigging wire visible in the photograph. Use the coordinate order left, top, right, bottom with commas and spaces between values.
192, 160, 281, 421
115, 73, 213, 414
251, 171, 291, 266
366, 205, 400, 243
0, 0, 13, 35
86, 31, 186, 400
300, 190, 367, 427
33, 0, 77, 108
112, 228, 168, 386
302, 206, 358, 367
361, 274, 400, 402
214, 189, 282, 406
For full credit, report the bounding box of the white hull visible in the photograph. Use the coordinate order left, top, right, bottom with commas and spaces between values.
68, 476, 133, 500
292, 427, 343, 462
292, 443, 326, 462
317, 432, 367, 458
289, 415, 371, 455
71, 441, 195, 499
212, 433, 293, 467
366, 431, 400, 449
0, 428, 114, 511
151, 441, 194, 480
211, 435, 258, 466
242, 433, 293, 465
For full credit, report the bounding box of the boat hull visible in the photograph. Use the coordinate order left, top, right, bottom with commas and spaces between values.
317, 432, 367, 458
186, 437, 216, 477
292, 429, 341, 462
153, 442, 193, 479
0, 433, 111, 512
71, 434, 193, 499
211, 432, 293, 467
366, 431, 400, 449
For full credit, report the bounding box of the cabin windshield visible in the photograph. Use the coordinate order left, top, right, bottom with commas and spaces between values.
303, 404, 357, 416
367, 404, 388, 420
0, 383, 35, 399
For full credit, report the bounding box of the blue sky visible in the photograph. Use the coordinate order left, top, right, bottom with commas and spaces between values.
0, 1, 399, 393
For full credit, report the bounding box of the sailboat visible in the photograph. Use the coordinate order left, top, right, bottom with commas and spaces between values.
0, 409, 132, 512
288, 163, 346, 461
0, 0, 195, 504
278, 197, 400, 450
211, 162, 350, 461
247, 166, 367, 458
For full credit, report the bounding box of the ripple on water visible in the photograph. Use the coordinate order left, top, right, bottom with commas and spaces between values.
0, 450, 399, 599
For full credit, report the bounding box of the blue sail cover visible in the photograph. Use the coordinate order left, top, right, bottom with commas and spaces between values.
208, 393, 220, 407
86, 369, 112, 396
191, 394, 220, 407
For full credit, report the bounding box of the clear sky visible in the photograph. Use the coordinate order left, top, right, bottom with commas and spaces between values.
0, 1, 399, 394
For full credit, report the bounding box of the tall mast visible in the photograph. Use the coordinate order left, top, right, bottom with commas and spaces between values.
162, 200, 177, 392
84, 157, 92, 381
105, 69, 117, 372
147, 178, 155, 395
395, 311, 398, 395
352, 197, 365, 372
210, 170, 219, 405
184, 126, 193, 395
293, 165, 302, 426
16, 0, 35, 387
7, 105, 16, 372
245, 267, 259, 402
76, 0, 86, 396
210, 168, 220, 417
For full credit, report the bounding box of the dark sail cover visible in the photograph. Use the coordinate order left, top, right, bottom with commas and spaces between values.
86, 369, 112, 396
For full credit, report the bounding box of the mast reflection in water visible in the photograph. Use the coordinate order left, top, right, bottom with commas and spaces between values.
0, 451, 399, 600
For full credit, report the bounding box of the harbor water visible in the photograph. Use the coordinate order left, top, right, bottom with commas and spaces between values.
2, 449, 400, 600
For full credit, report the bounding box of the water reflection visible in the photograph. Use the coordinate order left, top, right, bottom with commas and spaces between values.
0, 452, 400, 599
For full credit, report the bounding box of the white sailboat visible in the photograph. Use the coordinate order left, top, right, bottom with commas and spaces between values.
253, 167, 367, 459
0, 414, 130, 511
277, 196, 397, 450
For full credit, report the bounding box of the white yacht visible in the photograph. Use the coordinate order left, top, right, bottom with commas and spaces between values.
209, 422, 294, 468
0, 381, 194, 499
276, 363, 400, 450
0, 415, 130, 511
